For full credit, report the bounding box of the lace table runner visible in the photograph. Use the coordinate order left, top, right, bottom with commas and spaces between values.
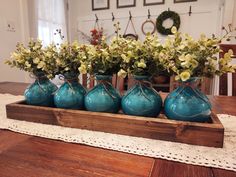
0, 94, 236, 172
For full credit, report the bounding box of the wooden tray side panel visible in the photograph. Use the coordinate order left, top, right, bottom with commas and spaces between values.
5, 102, 224, 148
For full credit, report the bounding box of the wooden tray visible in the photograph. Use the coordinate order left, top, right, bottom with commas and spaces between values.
6, 100, 224, 148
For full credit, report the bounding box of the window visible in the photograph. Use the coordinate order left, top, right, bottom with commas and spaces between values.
37, 0, 67, 46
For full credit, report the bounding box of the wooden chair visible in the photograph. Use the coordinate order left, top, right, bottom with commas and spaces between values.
219, 44, 236, 96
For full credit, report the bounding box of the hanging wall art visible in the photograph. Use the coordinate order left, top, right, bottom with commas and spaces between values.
144, 0, 164, 6
174, 0, 197, 3
92, 0, 110, 11
117, 0, 136, 8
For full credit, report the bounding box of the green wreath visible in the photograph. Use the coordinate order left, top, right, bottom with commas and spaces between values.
156, 11, 181, 35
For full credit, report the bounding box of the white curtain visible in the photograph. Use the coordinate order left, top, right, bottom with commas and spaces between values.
28, 0, 68, 85
28, 0, 68, 46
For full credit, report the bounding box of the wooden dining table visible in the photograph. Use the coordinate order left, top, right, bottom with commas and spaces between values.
0, 82, 236, 177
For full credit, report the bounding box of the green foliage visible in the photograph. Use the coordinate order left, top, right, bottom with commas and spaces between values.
5, 39, 57, 79
158, 27, 236, 81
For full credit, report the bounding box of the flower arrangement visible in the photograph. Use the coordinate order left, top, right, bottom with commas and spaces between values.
5, 39, 57, 79
116, 33, 163, 78
56, 41, 88, 78
159, 27, 236, 81
5, 27, 235, 82
86, 37, 121, 76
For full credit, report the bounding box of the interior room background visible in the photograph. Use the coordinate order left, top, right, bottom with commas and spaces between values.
0, 0, 235, 95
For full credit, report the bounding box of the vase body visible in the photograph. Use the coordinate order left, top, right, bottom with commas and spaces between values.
54, 73, 86, 109
164, 77, 211, 122
85, 75, 121, 113
24, 74, 58, 107
122, 76, 162, 117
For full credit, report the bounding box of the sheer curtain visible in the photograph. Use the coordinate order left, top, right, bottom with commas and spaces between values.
28, 0, 68, 46
28, 0, 68, 85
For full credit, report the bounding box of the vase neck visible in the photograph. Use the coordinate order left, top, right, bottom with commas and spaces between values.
35, 76, 49, 84
62, 72, 79, 83
96, 75, 112, 82
178, 77, 199, 88
133, 75, 150, 81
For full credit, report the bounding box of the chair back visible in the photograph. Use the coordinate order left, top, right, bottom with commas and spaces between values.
219, 44, 236, 96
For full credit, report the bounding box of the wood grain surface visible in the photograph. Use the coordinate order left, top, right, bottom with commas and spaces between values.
0, 82, 236, 177
6, 101, 224, 147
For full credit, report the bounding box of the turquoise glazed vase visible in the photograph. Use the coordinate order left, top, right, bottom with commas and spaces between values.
84, 75, 121, 113
122, 75, 162, 117
24, 72, 57, 107
164, 77, 211, 122
54, 73, 86, 109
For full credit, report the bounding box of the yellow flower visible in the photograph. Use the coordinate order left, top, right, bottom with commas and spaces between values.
121, 54, 130, 63
171, 26, 177, 34
78, 64, 87, 74
118, 69, 127, 78
45, 52, 52, 58
102, 50, 109, 58
33, 57, 40, 64
137, 59, 146, 68
224, 52, 231, 61
11, 52, 20, 60
180, 71, 191, 81
72, 41, 79, 48
37, 61, 45, 69
185, 54, 193, 61
178, 44, 185, 50
25, 61, 31, 68
127, 51, 133, 57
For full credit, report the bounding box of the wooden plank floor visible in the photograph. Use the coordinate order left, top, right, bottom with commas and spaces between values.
0, 82, 236, 177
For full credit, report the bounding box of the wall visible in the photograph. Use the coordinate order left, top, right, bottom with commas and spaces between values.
221, 0, 236, 44
68, 0, 236, 95
0, 0, 30, 83
68, 0, 223, 43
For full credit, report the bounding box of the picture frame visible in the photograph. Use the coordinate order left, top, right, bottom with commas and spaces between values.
144, 0, 165, 6
117, 0, 136, 8
92, 0, 110, 11
174, 0, 197, 3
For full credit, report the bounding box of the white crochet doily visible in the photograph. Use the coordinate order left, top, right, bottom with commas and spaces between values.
0, 94, 236, 172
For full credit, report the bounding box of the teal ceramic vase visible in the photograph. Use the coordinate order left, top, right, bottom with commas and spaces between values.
164, 77, 211, 122
54, 73, 86, 109
122, 75, 162, 117
24, 72, 58, 107
84, 75, 121, 113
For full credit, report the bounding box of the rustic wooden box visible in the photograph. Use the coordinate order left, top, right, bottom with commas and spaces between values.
6, 100, 224, 148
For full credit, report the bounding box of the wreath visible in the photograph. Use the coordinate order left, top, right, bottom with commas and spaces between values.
156, 11, 181, 35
